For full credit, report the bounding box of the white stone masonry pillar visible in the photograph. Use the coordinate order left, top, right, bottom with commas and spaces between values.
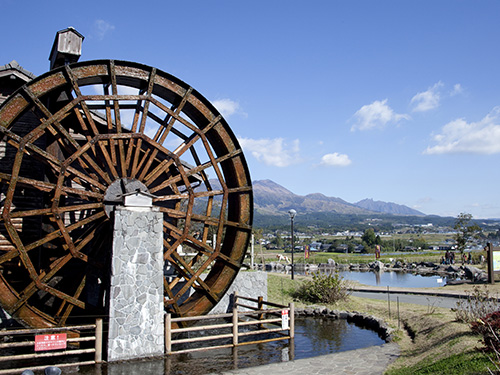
107, 206, 164, 362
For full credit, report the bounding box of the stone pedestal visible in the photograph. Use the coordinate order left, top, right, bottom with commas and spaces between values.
107, 208, 164, 362
209, 271, 268, 314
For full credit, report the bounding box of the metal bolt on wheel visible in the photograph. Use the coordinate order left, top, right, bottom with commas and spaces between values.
0, 60, 253, 328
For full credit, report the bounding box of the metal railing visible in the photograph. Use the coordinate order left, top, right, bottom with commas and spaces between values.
0, 319, 103, 374
165, 292, 294, 355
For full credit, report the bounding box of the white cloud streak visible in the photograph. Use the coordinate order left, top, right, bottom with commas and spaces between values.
411, 81, 443, 112
212, 98, 246, 118
238, 137, 300, 167
351, 99, 409, 131
320, 153, 352, 167
424, 106, 500, 154
450, 83, 463, 96
94, 20, 115, 40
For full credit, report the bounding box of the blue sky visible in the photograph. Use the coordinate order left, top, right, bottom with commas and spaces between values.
2, 0, 500, 219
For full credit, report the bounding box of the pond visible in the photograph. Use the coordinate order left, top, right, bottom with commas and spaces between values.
279, 267, 454, 288
336, 270, 451, 288
79, 317, 385, 375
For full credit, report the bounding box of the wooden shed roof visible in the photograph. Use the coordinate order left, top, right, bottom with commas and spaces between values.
0, 60, 36, 82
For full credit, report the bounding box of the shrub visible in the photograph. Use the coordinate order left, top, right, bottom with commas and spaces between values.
471, 311, 500, 353
454, 286, 500, 323
291, 271, 351, 304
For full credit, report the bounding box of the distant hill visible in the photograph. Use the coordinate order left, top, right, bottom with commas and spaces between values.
253, 180, 374, 215
208, 178, 424, 217
354, 198, 424, 216
201, 179, 499, 231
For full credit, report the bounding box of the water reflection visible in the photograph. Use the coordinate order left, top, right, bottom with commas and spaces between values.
337, 270, 449, 288
286, 268, 450, 288
78, 317, 383, 375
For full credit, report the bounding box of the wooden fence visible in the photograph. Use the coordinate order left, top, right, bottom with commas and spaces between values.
165, 293, 294, 355
0, 293, 292, 370
0, 319, 103, 374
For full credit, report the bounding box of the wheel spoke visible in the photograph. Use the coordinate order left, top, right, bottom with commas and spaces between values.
56, 273, 86, 325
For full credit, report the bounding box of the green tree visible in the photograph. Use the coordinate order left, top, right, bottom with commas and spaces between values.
454, 212, 482, 259
347, 242, 355, 253
275, 232, 284, 249
362, 228, 376, 247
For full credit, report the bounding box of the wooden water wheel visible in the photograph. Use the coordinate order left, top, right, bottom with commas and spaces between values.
0, 60, 253, 328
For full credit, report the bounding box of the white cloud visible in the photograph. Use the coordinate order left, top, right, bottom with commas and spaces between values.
424, 106, 500, 154
212, 98, 246, 118
411, 81, 443, 112
320, 153, 352, 167
450, 83, 463, 96
238, 137, 300, 167
351, 99, 409, 131
94, 20, 115, 40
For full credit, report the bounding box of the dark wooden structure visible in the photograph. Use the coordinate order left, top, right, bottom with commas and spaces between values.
0, 33, 253, 329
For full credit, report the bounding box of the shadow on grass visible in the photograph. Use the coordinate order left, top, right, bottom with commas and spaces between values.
386, 351, 492, 375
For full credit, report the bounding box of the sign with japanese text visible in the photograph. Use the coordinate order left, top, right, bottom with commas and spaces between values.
281, 309, 289, 330
35, 333, 67, 351
494, 251, 500, 272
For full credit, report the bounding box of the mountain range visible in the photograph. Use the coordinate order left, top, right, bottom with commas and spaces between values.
252, 179, 424, 217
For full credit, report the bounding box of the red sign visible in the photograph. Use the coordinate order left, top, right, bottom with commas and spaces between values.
35, 333, 67, 351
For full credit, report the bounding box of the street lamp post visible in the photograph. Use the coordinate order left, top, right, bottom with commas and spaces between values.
288, 209, 296, 280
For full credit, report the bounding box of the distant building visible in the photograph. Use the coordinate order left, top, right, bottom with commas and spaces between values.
309, 242, 321, 251
336, 244, 348, 253
354, 245, 365, 253
320, 243, 333, 252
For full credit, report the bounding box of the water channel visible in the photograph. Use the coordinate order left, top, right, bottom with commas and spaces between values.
78, 317, 384, 375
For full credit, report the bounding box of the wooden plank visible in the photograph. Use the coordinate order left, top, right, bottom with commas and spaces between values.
237, 318, 281, 327
0, 324, 95, 336
171, 311, 232, 323
167, 343, 233, 355
0, 348, 95, 362
172, 322, 232, 334
238, 327, 288, 338
238, 308, 286, 317
171, 332, 233, 345
234, 302, 258, 311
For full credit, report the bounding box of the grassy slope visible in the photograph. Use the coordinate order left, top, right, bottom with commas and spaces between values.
267, 273, 495, 374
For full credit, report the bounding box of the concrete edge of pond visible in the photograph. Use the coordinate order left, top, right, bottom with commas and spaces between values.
295, 307, 396, 342
218, 342, 400, 375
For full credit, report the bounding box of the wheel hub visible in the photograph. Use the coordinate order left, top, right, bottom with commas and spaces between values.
103, 178, 149, 218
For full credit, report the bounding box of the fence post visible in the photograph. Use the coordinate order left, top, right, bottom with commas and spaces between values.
95, 318, 103, 363
289, 302, 295, 339
232, 306, 238, 347
258, 296, 264, 328
165, 314, 172, 354
387, 286, 391, 319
